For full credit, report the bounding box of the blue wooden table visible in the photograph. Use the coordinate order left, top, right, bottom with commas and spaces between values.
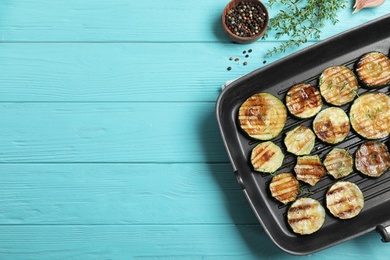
0, 1, 389, 258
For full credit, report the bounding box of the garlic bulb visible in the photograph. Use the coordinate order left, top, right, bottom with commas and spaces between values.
353, 0, 386, 13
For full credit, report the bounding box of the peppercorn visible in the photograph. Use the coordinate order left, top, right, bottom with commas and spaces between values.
243, 62, 248, 66
225, 2, 267, 38
248, 49, 252, 53
227, 66, 232, 71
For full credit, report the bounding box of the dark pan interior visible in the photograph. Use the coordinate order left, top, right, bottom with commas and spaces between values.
216, 14, 390, 255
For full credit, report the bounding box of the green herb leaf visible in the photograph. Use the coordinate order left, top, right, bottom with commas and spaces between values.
264, 0, 348, 56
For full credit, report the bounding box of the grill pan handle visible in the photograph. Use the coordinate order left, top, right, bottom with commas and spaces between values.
376, 224, 390, 243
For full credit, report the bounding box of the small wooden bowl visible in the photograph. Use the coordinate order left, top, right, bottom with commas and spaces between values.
222, 0, 269, 44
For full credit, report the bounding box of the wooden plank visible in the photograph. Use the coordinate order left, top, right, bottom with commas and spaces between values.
0, 225, 387, 259
0, 163, 257, 224
0, 0, 388, 42
0, 42, 284, 102
0, 102, 228, 163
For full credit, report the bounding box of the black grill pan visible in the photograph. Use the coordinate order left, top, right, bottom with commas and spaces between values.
216, 14, 390, 255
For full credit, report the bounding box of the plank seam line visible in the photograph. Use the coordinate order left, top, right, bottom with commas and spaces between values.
0, 101, 217, 104
0, 40, 319, 44
0, 223, 260, 226
0, 162, 231, 165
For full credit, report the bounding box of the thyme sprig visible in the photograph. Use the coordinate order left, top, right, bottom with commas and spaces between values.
264, 0, 348, 56
298, 188, 314, 196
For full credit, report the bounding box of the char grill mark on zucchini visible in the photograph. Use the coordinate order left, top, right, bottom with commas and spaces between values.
324, 148, 353, 179
313, 107, 350, 144
355, 141, 390, 177
286, 83, 322, 118
287, 198, 325, 235
251, 141, 284, 173
350, 92, 390, 139
356, 52, 390, 88
270, 173, 299, 204
239, 93, 287, 140
319, 66, 358, 106
294, 155, 326, 186
326, 181, 364, 219
284, 125, 315, 156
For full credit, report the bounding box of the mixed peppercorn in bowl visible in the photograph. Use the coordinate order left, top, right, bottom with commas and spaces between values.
222, 0, 268, 44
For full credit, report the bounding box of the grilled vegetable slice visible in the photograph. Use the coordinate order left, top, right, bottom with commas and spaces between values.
251, 141, 284, 173
294, 155, 326, 186
356, 51, 390, 88
326, 181, 364, 219
284, 125, 315, 156
319, 66, 359, 106
324, 148, 353, 179
313, 107, 350, 144
286, 83, 322, 118
349, 92, 390, 139
269, 173, 299, 204
239, 93, 287, 140
355, 141, 390, 177
287, 198, 325, 235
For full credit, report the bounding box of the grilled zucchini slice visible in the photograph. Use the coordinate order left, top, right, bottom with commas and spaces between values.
349, 92, 390, 139
355, 141, 390, 177
286, 83, 322, 118
313, 107, 350, 144
324, 148, 353, 179
294, 155, 326, 186
251, 141, 284, 173
287, 197, 325, 235
356, 51, 390, 88
239, 93, 287, 140
326, 181, 364, 219
319, 66, 359, 106
269, 172, 299, 204
284, 125, 315, 156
